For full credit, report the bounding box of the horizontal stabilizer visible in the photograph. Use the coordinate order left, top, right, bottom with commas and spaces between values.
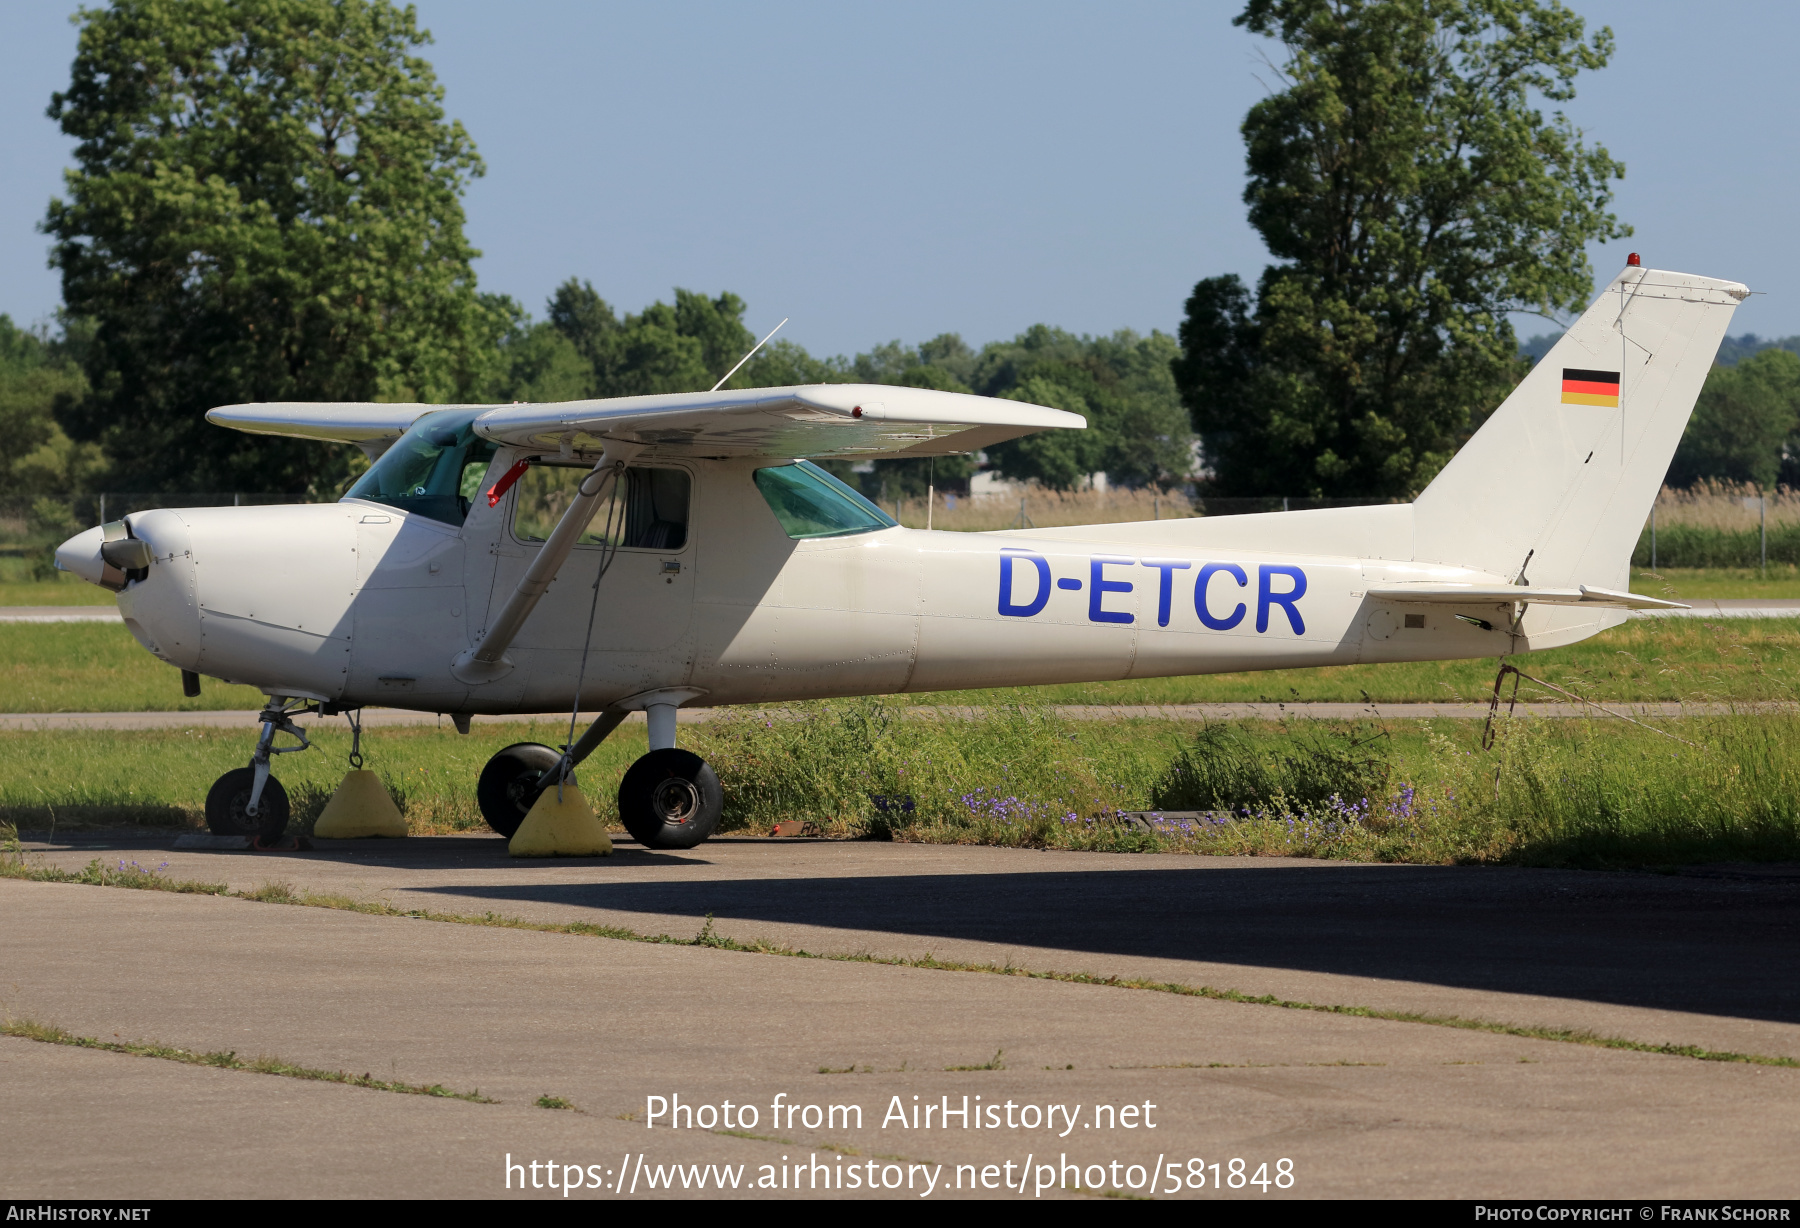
1366, 584, 1687, 610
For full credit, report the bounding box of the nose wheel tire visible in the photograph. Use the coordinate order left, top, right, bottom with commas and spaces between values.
205, 768, 291, 839
477, 742, 563, 838
618, 748, 722, 849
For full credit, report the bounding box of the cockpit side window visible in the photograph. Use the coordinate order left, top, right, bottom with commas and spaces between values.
343, 409, 497, 526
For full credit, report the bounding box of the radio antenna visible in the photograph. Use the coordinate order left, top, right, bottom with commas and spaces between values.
710, 317, 788, 392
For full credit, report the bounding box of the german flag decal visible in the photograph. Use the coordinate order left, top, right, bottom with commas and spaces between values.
1561, 368, 1620, 407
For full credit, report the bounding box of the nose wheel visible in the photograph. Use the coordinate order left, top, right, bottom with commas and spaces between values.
618, 748, 722, 849
204, 698, 314, 839
204, 768, 291, 839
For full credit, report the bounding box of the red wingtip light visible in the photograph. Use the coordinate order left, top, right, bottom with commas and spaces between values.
1626, 252, 1641, 266
851, 405, 863, 418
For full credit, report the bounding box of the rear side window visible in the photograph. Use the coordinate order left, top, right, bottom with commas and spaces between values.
513, 465, 691, 550
753, 460, 897, 539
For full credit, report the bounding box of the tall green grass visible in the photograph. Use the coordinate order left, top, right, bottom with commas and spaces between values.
690, 699, 1800, 868
689, 701, 1171, 851
3, 704, 1797, 867
0, 719, 647, 835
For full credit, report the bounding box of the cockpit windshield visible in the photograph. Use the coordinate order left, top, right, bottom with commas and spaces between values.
753, 460, 898, 539
344, 409, 497, 526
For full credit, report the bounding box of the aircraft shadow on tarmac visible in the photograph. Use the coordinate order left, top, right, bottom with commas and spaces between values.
410, 862, 1800, 1025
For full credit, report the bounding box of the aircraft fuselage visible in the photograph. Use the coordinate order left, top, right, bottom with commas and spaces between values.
110, 454, 1607, 713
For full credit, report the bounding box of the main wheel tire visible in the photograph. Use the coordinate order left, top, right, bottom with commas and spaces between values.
617, 748, 722, 850
477, 742, 562, 838
205, 767, 290, 839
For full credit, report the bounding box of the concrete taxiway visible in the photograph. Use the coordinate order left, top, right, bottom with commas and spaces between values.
4, 833, 1798, 1199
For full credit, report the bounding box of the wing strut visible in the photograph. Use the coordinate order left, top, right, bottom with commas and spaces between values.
451, 444, 640, 684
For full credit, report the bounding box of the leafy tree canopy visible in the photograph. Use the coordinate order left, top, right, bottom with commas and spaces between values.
1175, 0, 1628, 498
804, 326, 1192, 496
982, 327, 1192, 491
489, 298, 1191, 498
1715, 333, 1800, 370
1669, 349, 1800, 491
0, 315, 102, 500
45, 0, 491, 493
489, 280, 761, 403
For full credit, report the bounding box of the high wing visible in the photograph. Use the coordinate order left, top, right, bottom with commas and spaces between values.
204, 402, 483, 453
474, 383, 1080, 459
207, 384, 1084, 461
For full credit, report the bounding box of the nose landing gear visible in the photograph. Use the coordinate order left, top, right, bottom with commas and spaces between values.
204, 698, 314, 839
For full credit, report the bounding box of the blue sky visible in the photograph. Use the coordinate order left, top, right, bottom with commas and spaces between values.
2, 1, 1794, 359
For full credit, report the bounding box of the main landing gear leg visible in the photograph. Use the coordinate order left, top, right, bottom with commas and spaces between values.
617, 693, 721, 851
205, 698, 313, 840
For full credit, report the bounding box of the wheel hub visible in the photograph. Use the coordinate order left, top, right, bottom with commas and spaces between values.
505, 774, 541, 813
650, 776, 700, 825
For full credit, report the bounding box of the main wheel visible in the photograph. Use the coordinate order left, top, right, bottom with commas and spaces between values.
617, 749, 722, 850
205, 767, 290, 839
477, 742, 562, 838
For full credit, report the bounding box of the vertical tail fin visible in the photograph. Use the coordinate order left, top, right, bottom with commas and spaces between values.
1412, 265, 1749, 588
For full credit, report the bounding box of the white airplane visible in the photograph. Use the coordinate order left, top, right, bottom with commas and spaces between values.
57, 261, 1744, 849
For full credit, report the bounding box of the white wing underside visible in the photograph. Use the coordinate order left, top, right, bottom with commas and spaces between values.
206, 384, 1084, 461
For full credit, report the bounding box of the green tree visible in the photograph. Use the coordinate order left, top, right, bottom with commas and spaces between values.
0, 315, 102, 500
508, 279, 760, 399
979, 327, 1192, 490
1175, 0, 1628, 497
1668, 349, 1800, 491
45, 0, 490, 493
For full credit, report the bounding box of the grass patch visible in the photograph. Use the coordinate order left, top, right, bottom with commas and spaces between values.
0, 852, 228, 894
6, 699, 1800, 868
0, 1018, 494, 1101
7, 855, 1797, 1070
6, 615, 1800, 714
1, 622, 267, 712
685, 699, 1800, 868
1631, 566, 1800, 600
0, 572, 117, 607
0, 719, 649, 833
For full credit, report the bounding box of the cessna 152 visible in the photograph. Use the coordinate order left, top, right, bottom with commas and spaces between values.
56, 261, 1746, 849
